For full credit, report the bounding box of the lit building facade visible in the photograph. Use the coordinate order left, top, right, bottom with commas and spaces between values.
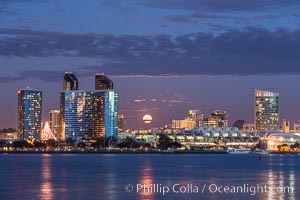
118, 114, 126, 131
60, 91, 97, 140
172, 119, 195, 129
49, 110, 61, 139
0, 132, 18, 140
60, 90, 118, 140
255, 89, 279, 132
282, 119, 290, 133
203, 117, 218, 129
171, 109, 203, 129
204, 110, 228, 129
100, 90, 118, 138
188, 109, 204, 127
294, 121, 300, 131
242, 123, 255, 133
63, 72, 78, 91
17, 88, 42, 140
95, 73, 114, 90
265, 132, 300, 150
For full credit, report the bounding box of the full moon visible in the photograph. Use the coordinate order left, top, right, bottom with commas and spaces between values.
143, 114, 152, 124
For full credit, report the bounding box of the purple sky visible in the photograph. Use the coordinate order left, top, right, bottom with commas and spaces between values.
0, 0, 300, 129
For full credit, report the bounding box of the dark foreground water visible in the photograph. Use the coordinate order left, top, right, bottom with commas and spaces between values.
0, 154, 299, 200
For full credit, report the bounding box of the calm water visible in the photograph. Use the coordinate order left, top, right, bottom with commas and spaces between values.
0, 154, 299, 200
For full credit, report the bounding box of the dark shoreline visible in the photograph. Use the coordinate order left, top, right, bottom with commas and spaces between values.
0, 150, 228, 154
1, 150, 299, 155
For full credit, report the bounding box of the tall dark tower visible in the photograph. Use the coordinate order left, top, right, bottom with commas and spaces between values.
63, 72, 78, 91
95, 73, 113, 90
18, 88, 42, 140
255, 89, 279, 132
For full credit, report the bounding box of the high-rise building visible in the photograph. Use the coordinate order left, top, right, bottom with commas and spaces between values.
255, 89, 279, 132
96, 90, 119, 138
95, 73, 113, 90
294, 121, 300, 131
60, 91, 97, 140
63, 72, 78, 91
49, 110, 61, 139
171, 109, 203, 129
204, 110, 228, 129
118, 114, 126, 130
188, 109, 204, 127
282, 119, 290, 133
17, 88, 42, 140
60, 90, 118, 140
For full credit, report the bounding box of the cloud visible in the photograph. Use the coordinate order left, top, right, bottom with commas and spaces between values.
253, 14, 280, 20
137, 0, 300, 11
162, 13, 281, 24
0, 0, 49, 14
109, 74, 206, 78
1, 0, 40, 2
163, 13, 248, 24
0, 5, 12, 14
133, 99, 147, 103
0, 70, 64, 83
1, 27, 300, 81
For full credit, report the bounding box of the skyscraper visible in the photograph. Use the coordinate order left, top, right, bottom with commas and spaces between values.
188, 109, 204, 127
282, 119, 290, 133
49, 110, 61, 139
17, 88, 42, 140
96, 90, 119, 138
95, 73, 113, 90
60, 90, 118, 140
63, 72, 78, 91
203, 110, 228, 129
255, 89, 279, 132
60, 91, 96, 139
118, 114, 126, 130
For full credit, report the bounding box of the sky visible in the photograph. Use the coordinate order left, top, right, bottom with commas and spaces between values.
0, 0, 300, 129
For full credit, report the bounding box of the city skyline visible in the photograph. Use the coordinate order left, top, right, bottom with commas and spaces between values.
2, 72, 300, 130
0, 0, 300, 128
2, 73, 300, 130
11, 75, 300, 131
1, 2, 300, 200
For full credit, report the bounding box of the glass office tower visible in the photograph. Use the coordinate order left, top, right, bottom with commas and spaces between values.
60, 91, 95, 139
255, 89, 280, 132
60, 90, 118, 140
95, 90, 119, 138
17, 88, 42, 140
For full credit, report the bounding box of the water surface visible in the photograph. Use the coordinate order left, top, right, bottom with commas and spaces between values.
0, 154, 299, 200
